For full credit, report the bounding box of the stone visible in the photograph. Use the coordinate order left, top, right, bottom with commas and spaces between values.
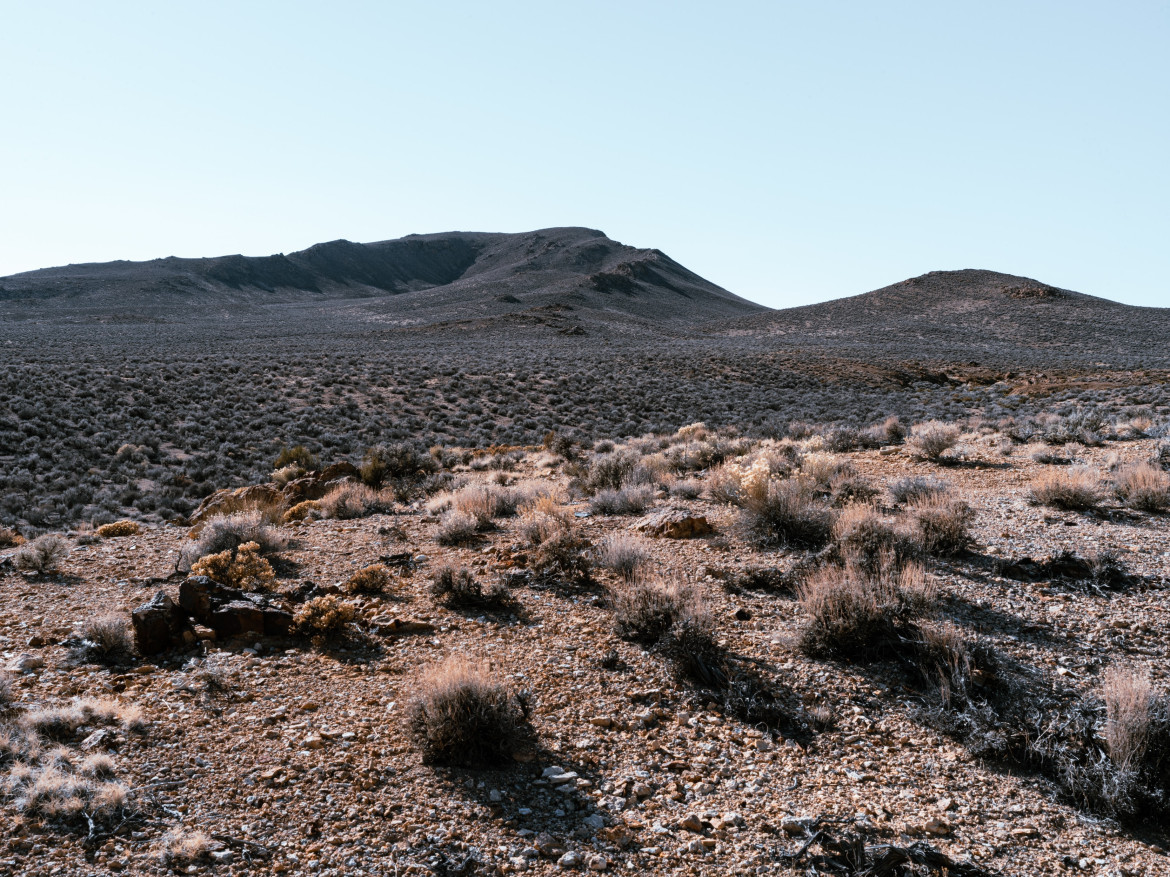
557, 851, 582, 870
8, 653, 43, 673
781, 816, 814, 836
373, 617, 436, 637
584, 854, 608, 871
210, 850, 234, 864
581, 814, 605, 831
131, 594, 195, 654
635, 509, 714, 539
678, 814, 704, 833
80, 729, 114, 751
922, 817, 951, 836
190, 484, 284, 523
179, 576, 293, 639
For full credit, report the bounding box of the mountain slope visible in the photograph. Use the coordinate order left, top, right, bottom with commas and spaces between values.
723, 269, 1170, 368
0, 227, 764, 326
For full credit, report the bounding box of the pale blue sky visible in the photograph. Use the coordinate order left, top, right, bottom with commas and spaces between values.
2, 1, 1166, 308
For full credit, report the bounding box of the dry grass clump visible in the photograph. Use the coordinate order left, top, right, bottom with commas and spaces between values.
596, 534, 651, 581
71, 614, 135, 665
1029, 466, 1103, 511
96, 519, 140, 538
19, 697, 143, 741
909, 496, 975, 556
0, 673, 15, 714
429, 566, 515, 611
318, 482, 394, 519
518, 500, 593, 586
406, 658, 529, 766
1112, 463, 1170, 512
863, 415, 906, 446
435, 510, 481, 546
0, 526, 24, 548
1102, 668, 1154, 769
589, 485, 654, 516
282, 499, 322, 523
359, 442, 438, 489
180, 511, 286, 570
274, 444, 318, 471
888, 475, 950, 505
832, 504, 920, 572
191, 541, 276, 591
6, 762, 130, 820
668, 478, 703, 499
292, 596, 359, 645
907, 420, 961, 461
797, 559, 934, 660
14, 535, 69, 574
742, 478, 835, 549
344, 563, 392, 595
798, 452, 856, 490
157, 829, 213, 865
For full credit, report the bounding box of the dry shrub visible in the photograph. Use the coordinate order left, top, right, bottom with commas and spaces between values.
344, 563, 392, 595
14, 535, 69, 574
435, 510, 480, 546
19, 697, 139, 741
907, 420, 961, 461
610, 576, 700, 644
798, 559, 934, 659
96, 520, 139, 538
596, 534, 650, 581
282, 499, 322, 523
1103, 668, 1153, 768
589, 485, 654, 516
668, 478, 703, 499
798, 453, 856, 491
909, 496, 975, 556
1029, 466, 1103, 511
0, 673, 15, 713
429, 566, 514, 610
190, 541, 275, 591
292, 596, 358, 645
8, 763, 129, 819
1112, 463, 1170, 512
888, 476, 950, 506
0, 527, 23, 548
742, 478, 835, 549
863, 415, 905, 446
833, 504, 920, 572
72, 614, 135, 665
157, 829, 212, 865
319, 482, 393, 519
530, 530, 593, 586
585, 450, 641, 492
180, 511, 286, 569
406, 658, 529, 766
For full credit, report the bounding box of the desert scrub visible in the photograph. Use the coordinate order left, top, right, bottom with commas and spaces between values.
274, 444, 318, 471
742, 477, 835, 549
406, 658, 529, 766
888, 475, 950, 506
1029, 466, 1103, 511
0, 526, 23, 548
832, 504, 920, 572
282, 499, 322, 523
191, 541, 275, 591
909, 495, 975, 556
429, 566, 514, 610
70, 614, 135, 665
157, 829, 213, 866
1112, 463, 1170, 512
180, 511, 286, 569
435, 510, 480, 546
319, 482, 393, 519
360, 442, 437, 489
907, 420, 961, 461
344, 563, 392, 595
96, 519, 139, 538
596, 533, 651, 581
14, 534, 69, 574
293, 596, 359, 645
589, 484, 654, 516
797, 559, 934, 660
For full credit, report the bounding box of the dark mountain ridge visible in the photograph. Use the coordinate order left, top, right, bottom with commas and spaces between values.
0, 227, 763, 325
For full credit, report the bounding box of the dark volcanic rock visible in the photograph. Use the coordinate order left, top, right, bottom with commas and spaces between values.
132, 591, 194, 656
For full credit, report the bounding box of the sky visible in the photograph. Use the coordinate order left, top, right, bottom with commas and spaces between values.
1, 1, 1167, 309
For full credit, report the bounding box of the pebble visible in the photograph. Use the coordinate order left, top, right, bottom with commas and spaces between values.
557, 851, 582, 869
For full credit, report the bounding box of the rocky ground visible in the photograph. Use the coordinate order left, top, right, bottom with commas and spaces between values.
2, 430, 1169, 876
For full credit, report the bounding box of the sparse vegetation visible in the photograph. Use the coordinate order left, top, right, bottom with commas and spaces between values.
429, 566, 515, 610
596, 534, 650, 580
742, 477, 835, 549
180, 511, 286, 569
344, 563, 392, 595
909, 495, 975, 556
14, 534, 69, 574
96, 519, 140, 538
406, 658, 530, 766
1112, 463, 1170, 512
71, 614, 135, 665
190, 541, 276, 590
292, 596, 359, 645
907, 420, 961, 461
1029, 466, 1103, 511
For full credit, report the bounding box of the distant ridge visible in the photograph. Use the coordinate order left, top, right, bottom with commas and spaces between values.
0, 227, 764, 325
724, 269, 1170, 367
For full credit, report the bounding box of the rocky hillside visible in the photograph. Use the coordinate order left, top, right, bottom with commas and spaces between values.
0, 228, 765, 327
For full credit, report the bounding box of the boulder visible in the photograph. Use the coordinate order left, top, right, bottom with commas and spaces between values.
190, 484, 284, 523
635, 509, 714, 539
179, 576, 293, 639
131, 591, 194, 656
